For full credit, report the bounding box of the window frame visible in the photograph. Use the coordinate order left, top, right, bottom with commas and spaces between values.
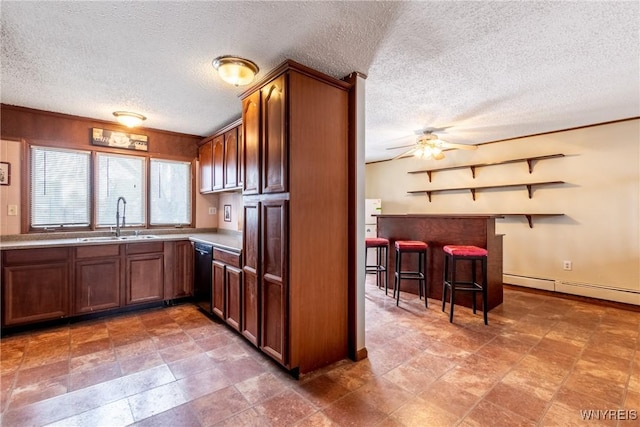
26, 142, 195, 233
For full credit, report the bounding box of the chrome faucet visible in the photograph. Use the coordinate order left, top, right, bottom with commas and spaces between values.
116, 197, 127, 237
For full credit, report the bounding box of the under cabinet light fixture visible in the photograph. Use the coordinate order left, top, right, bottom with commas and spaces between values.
113, 111, 146, 128
212, 56, 259, 86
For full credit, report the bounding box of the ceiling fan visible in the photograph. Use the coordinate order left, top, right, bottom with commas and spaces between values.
387, 130, 477, 160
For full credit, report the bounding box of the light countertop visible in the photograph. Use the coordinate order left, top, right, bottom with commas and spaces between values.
0, 229, 242, 252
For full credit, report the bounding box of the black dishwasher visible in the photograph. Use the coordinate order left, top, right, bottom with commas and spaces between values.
193, 242, 213, 313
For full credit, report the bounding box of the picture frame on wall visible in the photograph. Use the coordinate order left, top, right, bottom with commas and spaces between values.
0, 162, 10, 186
91, 128, 148, 152
224, 205, 232, 222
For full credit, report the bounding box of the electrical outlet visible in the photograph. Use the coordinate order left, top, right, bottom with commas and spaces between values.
7, 205, 18, 216
208, 207, 217, 215
563, 260, 572, 271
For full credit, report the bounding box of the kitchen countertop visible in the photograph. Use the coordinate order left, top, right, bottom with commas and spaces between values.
0, 229, 243, 252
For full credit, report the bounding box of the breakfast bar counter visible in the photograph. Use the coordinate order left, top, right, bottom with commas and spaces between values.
376, 214, 503, 310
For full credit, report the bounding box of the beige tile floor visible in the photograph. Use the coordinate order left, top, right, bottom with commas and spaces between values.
1, 278, 638, 426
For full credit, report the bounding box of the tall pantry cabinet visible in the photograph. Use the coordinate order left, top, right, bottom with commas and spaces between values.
240, 60, 351, 375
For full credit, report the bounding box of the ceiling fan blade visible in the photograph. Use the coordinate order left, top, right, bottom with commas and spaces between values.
386, 143, 416, 150
391, 147, 417, 160
439, 141, 478, 150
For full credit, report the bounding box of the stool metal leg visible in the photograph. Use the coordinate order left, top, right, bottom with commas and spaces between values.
482, 257, 488, 325
395, 250, 402, 306
449, 256, 456, 323
442, 254, 448, 313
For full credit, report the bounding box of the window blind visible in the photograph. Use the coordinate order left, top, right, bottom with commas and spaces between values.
96, 153, 145, 227
150, 159, 191, 225
31, 146, 91, 228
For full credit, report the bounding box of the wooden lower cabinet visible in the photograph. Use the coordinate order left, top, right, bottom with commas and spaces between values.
2, 247, 71, 327
242, 201, 260, 345
225, 265, 242, 331
260, 199, 288, 365
164, 240, 194, 300
75, 258, 121, 314
74, 244, 122, 314
2, 262, 70, 326
125, 243, 165, 305
212, 260, 226, 318
0, 239, 190, 329
211, 248, 243, 332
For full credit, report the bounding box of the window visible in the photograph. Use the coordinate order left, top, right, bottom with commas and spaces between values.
31, 146, 90, 228
150, 159, 191, 225
96, 153, 145, 227
29, 146, 192, 231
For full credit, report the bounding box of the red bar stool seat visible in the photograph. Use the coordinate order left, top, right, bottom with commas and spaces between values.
394, 240, 429, 307
365, 237, 390, 293
441, 245, 488, 325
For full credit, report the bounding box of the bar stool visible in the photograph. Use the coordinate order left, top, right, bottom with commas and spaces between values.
394, 240, 429, 307
441, 245, 488, 325
365, 237, 390, 293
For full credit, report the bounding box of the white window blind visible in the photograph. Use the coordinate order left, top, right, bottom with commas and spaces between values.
96, 153, 145, 227
31, 146, 91, 228
150, 159, 191, 225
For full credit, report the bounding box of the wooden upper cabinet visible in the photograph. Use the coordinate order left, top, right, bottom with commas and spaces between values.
199, 139, 213, 193
261, 75, 288, 194
212, 135, 224, 191
243, 91, 261, 195
223, 127, 238, 189
237, 124, 244, 189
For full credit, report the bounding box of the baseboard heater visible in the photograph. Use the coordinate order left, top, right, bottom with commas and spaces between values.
503, 274, 640, 306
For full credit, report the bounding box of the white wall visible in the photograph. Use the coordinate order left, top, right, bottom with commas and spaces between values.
366, 119, 640, 305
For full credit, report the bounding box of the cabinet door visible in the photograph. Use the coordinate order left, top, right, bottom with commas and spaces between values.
223, 127, 238, 189
2, 262, 69, 326
199, 139, 213, 193
260, 198, 288, 365
212, 260, 226, 319
212, 135, 224, 191
237, 124, 244, 189
261, 74, 288, 194
164, 240, 194, 300
242, 201, 260, 345
75, 258, 121, 314
243, 91, 261, 195
126, 254, 164, 305
225, 265, 242, 331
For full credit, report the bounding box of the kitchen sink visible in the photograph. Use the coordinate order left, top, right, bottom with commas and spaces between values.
78, 235, 159, 242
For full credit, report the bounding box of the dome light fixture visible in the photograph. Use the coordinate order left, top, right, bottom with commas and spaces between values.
113, 111, 146, 128
212, 55, 259, 86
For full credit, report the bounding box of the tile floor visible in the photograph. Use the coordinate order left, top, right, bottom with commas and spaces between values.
1, 279, 639, 426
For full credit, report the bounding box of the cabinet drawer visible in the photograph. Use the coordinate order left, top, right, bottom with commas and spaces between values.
213, 248, 241, 268
126, 242, 164, 255
76, 244, 121, 259
3, 247, 69, 265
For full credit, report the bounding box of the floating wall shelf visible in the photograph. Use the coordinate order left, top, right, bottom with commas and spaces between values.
408, 154, 565, 181
497, 213, 565, 228
407, 181, 565, 201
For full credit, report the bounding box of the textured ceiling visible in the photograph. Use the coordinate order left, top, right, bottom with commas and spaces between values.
1, 1, 638, 162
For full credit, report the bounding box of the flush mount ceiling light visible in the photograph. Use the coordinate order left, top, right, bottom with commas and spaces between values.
212, 55, 259, 86
113, 111, 146, 128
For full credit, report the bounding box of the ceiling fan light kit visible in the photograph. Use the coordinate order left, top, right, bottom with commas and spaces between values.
212, 55, 259, 86
389, 130, 477, 161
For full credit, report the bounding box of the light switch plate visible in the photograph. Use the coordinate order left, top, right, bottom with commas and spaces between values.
208, 207, 217, 215
7, 205, 18, 216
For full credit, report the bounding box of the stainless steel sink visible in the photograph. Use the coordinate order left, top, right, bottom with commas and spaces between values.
78, 235, 159, 242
